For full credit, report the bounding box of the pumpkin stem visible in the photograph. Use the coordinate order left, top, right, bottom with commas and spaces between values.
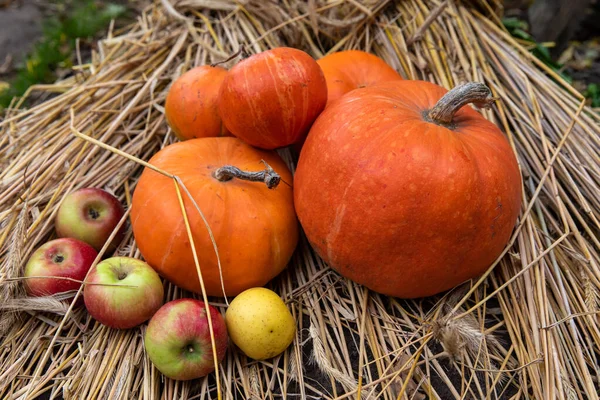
213, 160, 281, 189
426, 82, 496, 125
210, 45, 248, 68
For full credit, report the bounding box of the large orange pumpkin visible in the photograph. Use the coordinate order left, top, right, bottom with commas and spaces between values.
317, 50, 402, 105
294, 81, 522, 298
165, 66, 229, 140
131, 137, 298, 296
218, 47, 327, 149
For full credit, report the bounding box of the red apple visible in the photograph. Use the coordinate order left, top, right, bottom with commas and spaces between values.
55, 188, 126, 252
144, 299, 228, 380
24, 238, 98, 298
84, 257, 164, 329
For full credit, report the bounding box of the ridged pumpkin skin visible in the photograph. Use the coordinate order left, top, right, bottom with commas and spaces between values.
294, 80, 522, 298
218, 47, 327, 149
165, 66, 229, 140
317, 50, 402, 105
131, 137, 298, 296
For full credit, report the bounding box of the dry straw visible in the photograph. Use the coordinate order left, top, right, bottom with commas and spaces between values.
1, 0, 599, 398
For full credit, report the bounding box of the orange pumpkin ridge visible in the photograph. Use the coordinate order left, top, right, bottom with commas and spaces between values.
218, 47, 327, 150
131, 137, 298, 297
294, 81, 522, 299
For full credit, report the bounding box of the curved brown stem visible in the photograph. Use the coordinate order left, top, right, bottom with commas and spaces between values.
425, 82, 496, 125
210, 45, 247, 68
213, 160, 281, 189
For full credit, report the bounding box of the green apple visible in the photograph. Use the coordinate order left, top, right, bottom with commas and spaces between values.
84, 257, 163, 329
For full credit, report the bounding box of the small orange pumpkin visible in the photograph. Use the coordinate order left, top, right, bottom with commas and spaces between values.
165, 66, 229, 140
295, 81, 522, 298
131, 137, 298, 296
317, 50, 402, 105
218, 47, 327, 149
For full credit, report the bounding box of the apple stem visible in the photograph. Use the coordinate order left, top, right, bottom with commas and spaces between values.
187, 344, 194, 353
53, 254, 65, 263
213, 160, 281, 189
117, 272, 127, 280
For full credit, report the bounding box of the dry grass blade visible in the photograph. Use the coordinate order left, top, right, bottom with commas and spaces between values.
0, 0, 599, 398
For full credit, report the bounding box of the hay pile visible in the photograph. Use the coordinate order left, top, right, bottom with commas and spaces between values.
1, 0, 599, 398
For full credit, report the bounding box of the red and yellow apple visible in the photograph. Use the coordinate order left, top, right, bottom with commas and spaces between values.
24, 238, 98, 298
84, 257, 163, 329
144, 299, 228, 380
55, 188, 126, 252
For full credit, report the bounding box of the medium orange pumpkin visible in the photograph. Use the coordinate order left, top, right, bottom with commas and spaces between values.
218, 47, 327, 149
294, 81, 522, 298
317, 50, 402, 105
131, 137, 298, 296
165, 66, 229, 140
292, 50, 402, 155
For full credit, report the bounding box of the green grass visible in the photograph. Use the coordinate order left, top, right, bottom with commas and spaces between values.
0, 1, 127, 109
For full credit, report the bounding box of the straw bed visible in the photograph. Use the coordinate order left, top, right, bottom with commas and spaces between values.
1, 0, 599, 398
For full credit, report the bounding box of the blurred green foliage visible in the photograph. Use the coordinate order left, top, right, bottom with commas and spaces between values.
0, 1, 127, 109
584, 83, 600, 107
503, 17, 600, 107
502, 17, 572, 83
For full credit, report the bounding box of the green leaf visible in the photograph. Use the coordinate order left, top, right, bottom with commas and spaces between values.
502, 17, 529, 32
533, 44, 552, 62
512, 28, 533, 41
585, 84, 600, 107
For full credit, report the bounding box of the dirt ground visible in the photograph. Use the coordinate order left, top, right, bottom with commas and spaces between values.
0, 0, 138, 83
504, 0, 600, 92
0, 2, 42, 76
